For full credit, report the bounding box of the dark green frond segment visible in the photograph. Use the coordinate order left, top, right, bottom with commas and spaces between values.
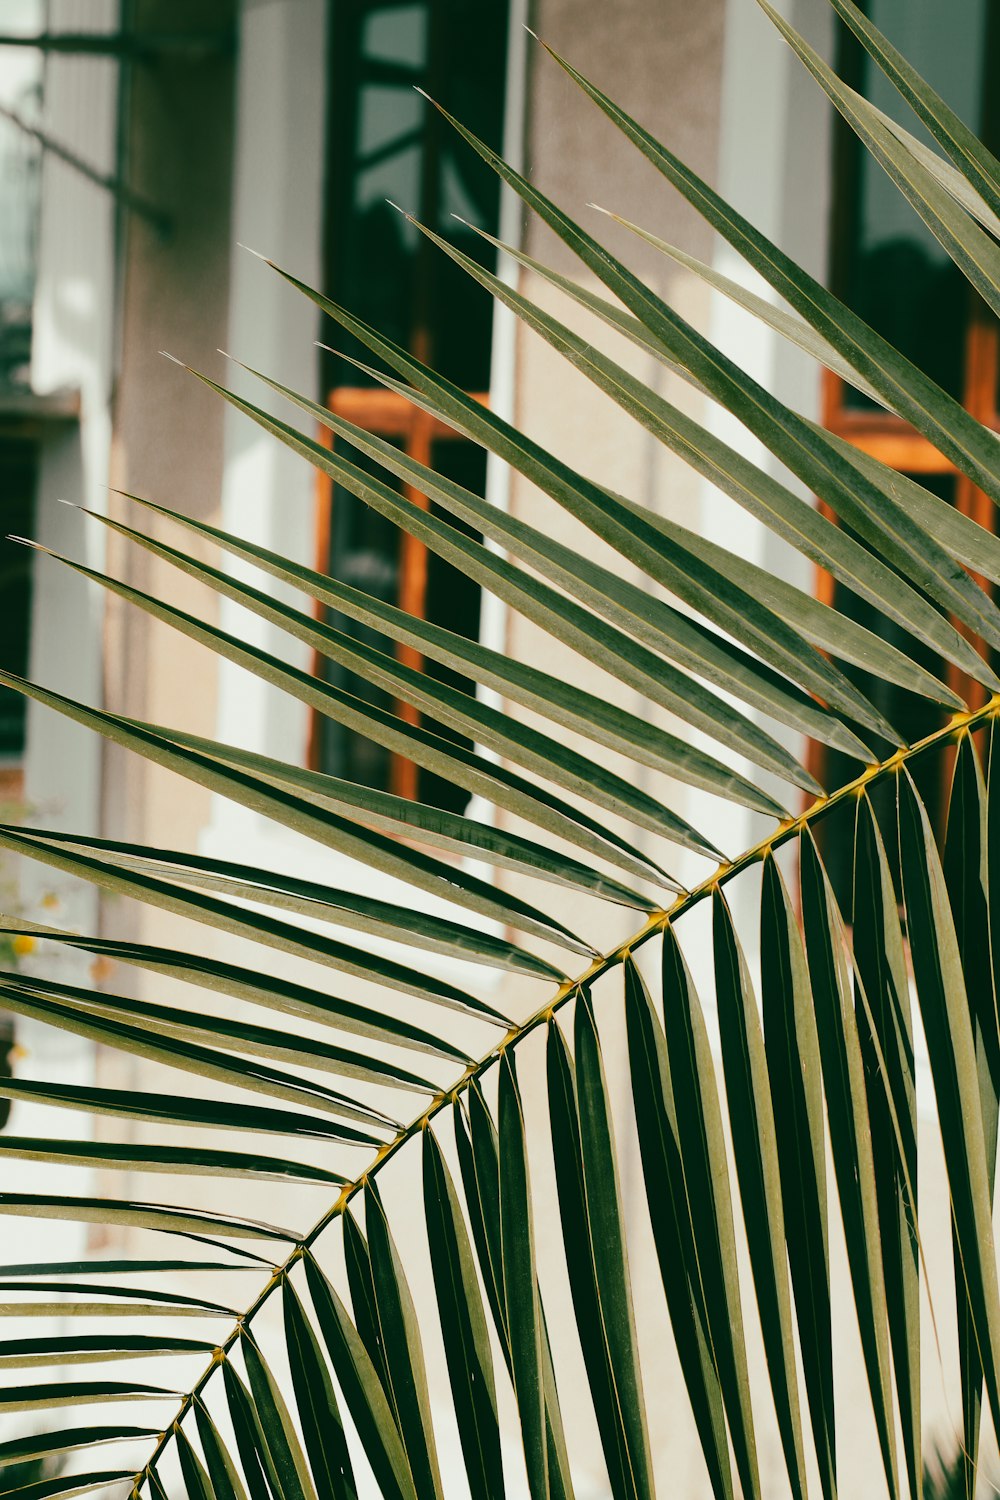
711, 892, 808, 1500
422, 1128, 504, 1500
623, 955, 734, 1500
852, 794, 920, 1500
900, 771, 1000, 1442
944, 734, 998, 1500
800, 833, 900, 1500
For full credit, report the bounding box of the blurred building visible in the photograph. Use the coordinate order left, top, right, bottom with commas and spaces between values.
0, 1, 996, 1495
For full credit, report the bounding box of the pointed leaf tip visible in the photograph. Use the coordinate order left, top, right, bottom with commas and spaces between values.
236, 243, 272, 265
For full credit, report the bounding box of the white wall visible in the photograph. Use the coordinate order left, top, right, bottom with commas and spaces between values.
8, 0, 120, 1374
212, 0, 328, 780
26, 0, 119, 852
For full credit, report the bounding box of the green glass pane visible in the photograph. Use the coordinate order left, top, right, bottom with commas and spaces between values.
323, 0, 510, 391
414, 439, 485, 814
0, 438, 36, 761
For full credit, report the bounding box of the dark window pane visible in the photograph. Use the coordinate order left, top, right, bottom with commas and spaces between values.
834, 0, 993, 405
414, 440, 485, 812
323, 0, 509, 391
317, 446, 403, 791
0, 438, 36, 760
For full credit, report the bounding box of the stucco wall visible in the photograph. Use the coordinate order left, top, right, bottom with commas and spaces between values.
104, 0, 237, 861
92, 0, 238, 1270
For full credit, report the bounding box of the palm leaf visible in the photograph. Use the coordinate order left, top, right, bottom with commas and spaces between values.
5, 10, 1000, 1500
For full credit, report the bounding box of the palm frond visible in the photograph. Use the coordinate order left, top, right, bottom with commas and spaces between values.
2, 7, 999, 1498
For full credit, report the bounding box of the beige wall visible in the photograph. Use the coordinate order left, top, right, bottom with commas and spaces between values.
90, 0, 237, 1251
104, 0, 236, 862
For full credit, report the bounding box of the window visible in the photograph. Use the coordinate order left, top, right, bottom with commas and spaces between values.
816, 0, 999, 899
311, 0, 510, 808
0, 436, 36, 784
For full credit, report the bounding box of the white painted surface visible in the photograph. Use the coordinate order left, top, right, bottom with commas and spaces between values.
213, 0, 328, 777
4, 0, 120, 1394
26, 0, 120, 849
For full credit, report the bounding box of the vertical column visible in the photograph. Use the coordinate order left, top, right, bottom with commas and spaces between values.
211, 0, 328, 799
19, 0, 120, 1273
26, 0, 120, 849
